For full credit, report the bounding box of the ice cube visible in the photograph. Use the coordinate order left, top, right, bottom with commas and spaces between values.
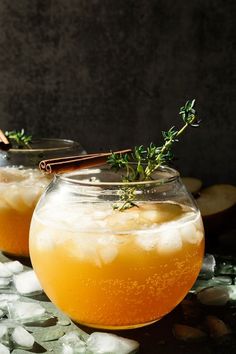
0, 294, 20, 302
4, 261, 24, 274
34, 230, 55, 250
135, 231, 159, 251
106, 209, 140, 231
99, 245, 118, 264
98, 236, 118, 264
192, 276, 232, 293
20, 187, 40, 208
228, 285, 236, 300
3, 185, 27, 212
0, 343, 10, 354
70, 237, 101, 267
11, 326, 34, 349
0, 278, 11, 288
156, 229, 182, 254
13, 270, 43, 295
0, 325, 8, 339
180, 223, 200, 244
8, 301, 46, 322
86, 332, 139, 354
0, 263, 13, 278
59, 331, 86, 354
0, 294, 20, 312
198, 254, 216, 280
139, 203, 182, 224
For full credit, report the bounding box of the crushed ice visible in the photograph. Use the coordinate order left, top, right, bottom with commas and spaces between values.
59, 331, 139, 354
0, 259, 139, 353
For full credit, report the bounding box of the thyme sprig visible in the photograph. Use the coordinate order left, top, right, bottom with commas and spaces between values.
108, 99, 200, 211
5, 129, 32, 149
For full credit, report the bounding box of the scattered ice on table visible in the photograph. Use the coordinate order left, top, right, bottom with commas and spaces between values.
4, 261, 24, 274
86, 332, 139, 354
191, 276, 232, 292
0, 294, 20, 302
11, 326, 34, 349
13, 270, 43, 295
198, 254, 216, 280
228, 285, 236, 301
0, 343, 10, 354
0, 294, 20, 311
0, 325, 8, 342
59, 331, 86, 354
216, 260, 236, 276
7, 301, 46, 322
0, 263, 12, 278
0, 278, 11, 289
197, 286, 230, 306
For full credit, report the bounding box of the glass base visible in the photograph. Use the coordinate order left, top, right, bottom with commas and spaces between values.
75, 317, 162, 330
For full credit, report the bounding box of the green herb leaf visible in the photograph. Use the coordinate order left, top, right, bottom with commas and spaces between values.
5, 129, 32, 149
108, 99, 201, 211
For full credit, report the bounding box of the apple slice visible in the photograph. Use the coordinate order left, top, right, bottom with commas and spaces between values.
195, 184, 236, 234
196, 184, 236, 216
182, 177, 202, 195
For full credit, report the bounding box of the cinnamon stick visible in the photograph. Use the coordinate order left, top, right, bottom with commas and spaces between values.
0, 130, 11, 151
39, 149, 132, 174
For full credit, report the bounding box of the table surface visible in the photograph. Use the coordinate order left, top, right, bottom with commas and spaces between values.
1, 225, 236, 354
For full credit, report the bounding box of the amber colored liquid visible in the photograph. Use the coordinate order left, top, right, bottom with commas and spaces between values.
30, 203, 204, 329
0, 167, 49, 257
0, 207, 35, 256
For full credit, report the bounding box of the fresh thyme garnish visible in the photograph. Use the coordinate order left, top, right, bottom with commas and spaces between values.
108, 99, 201, 211
5, 129, 32, 149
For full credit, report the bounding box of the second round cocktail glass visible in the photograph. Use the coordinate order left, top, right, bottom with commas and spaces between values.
0, 138, 84, 257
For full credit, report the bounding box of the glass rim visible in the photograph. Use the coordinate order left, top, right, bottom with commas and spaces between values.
57, 165, 180, 187
8, 138, 80, 153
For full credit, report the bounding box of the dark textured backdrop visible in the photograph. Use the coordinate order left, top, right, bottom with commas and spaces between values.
0, 0, 235, 184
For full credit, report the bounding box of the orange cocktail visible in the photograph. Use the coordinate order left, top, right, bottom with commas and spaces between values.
0, 167, 49, 256
29, 167, 204, 329
0, 138, 83, 257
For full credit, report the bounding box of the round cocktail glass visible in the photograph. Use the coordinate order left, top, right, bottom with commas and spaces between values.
0, 139, 84, 257
29, 166, 204, 329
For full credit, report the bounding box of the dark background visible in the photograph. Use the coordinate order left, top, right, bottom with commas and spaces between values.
0, 0, 235, 184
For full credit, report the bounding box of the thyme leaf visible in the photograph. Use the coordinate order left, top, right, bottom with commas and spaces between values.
108, 99, 201, 211
5, 129, 32, 149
